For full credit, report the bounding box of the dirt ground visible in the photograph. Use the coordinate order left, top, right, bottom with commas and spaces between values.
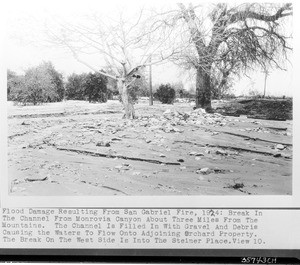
7, 98, 293, 196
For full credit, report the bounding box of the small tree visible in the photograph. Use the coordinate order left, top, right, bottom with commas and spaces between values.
44, 62, 65, 101
84, 72, 108, 103
65, 73, 87, 100
24, 66, 56, 105
46, 9, 177, 118
154, 84, 176, 104
8, 62, 64, 105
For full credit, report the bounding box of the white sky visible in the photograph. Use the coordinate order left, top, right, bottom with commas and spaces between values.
3, 0, 295, 96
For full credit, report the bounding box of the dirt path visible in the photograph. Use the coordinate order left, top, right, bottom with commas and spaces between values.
7, 100, 292, 196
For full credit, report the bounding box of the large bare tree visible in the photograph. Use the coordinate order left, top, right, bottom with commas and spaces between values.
46, 9, 177, 118
173, 3, 292, 110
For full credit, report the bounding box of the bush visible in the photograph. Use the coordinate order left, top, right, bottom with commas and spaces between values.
65, 73, 87, 100
84, 72, 108, 103
178, 89, 195, 99
154, 84, 176, 104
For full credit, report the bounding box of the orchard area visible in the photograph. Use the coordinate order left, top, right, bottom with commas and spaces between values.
8, 97, 292, 196
7, 3, 293, 196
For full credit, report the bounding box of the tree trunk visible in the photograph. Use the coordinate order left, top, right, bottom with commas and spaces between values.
118, 79, 135, 119
195, 68, 212, 111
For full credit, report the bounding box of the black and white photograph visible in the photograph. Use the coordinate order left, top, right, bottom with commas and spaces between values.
5, 0, 293, 197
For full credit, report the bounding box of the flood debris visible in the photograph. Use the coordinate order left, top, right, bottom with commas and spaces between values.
276, 144, 285, 150
25, 176, 48, 182
56, 146, 181, 165
196, 168, 212, 175
96, 141, 111, 147
8, 98, 292, 196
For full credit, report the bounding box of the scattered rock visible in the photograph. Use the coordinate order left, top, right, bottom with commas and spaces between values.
163, 109, 172, 115
96, 141, 111, 147
111, 137, 122, 141
216, 149, 227, 155
196, 167, 212, 175
276, 144, 285, 150
226, 182, 245, 190
21, 121, 30, 125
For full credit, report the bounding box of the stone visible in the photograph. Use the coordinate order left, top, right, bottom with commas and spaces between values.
96, 141, 110, 147
111, 137, 122, 141
276, 144, 285, 150
163, 109, 172, 115
216, 150, 227, 155
196, 167, 212, 175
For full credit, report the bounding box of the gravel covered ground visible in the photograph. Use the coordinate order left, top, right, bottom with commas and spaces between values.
7, 99, 293, 196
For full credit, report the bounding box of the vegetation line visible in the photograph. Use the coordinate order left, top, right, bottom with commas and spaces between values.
56, 146, 181, 165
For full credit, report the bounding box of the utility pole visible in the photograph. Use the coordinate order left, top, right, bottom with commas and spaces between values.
149, 55, 153, 106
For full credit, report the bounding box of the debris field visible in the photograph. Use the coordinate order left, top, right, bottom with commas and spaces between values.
7, 99, 292, 196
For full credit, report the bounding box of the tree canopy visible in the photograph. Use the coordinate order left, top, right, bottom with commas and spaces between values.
170, 3, 292, 109
7, 62, 64, 105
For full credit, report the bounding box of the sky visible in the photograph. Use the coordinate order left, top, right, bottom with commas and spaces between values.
3, 0, 295, 97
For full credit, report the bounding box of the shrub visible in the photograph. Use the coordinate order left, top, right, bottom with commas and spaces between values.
65, 73, 87, 100
84, 72, 108, 103
154, 84, 176, 104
